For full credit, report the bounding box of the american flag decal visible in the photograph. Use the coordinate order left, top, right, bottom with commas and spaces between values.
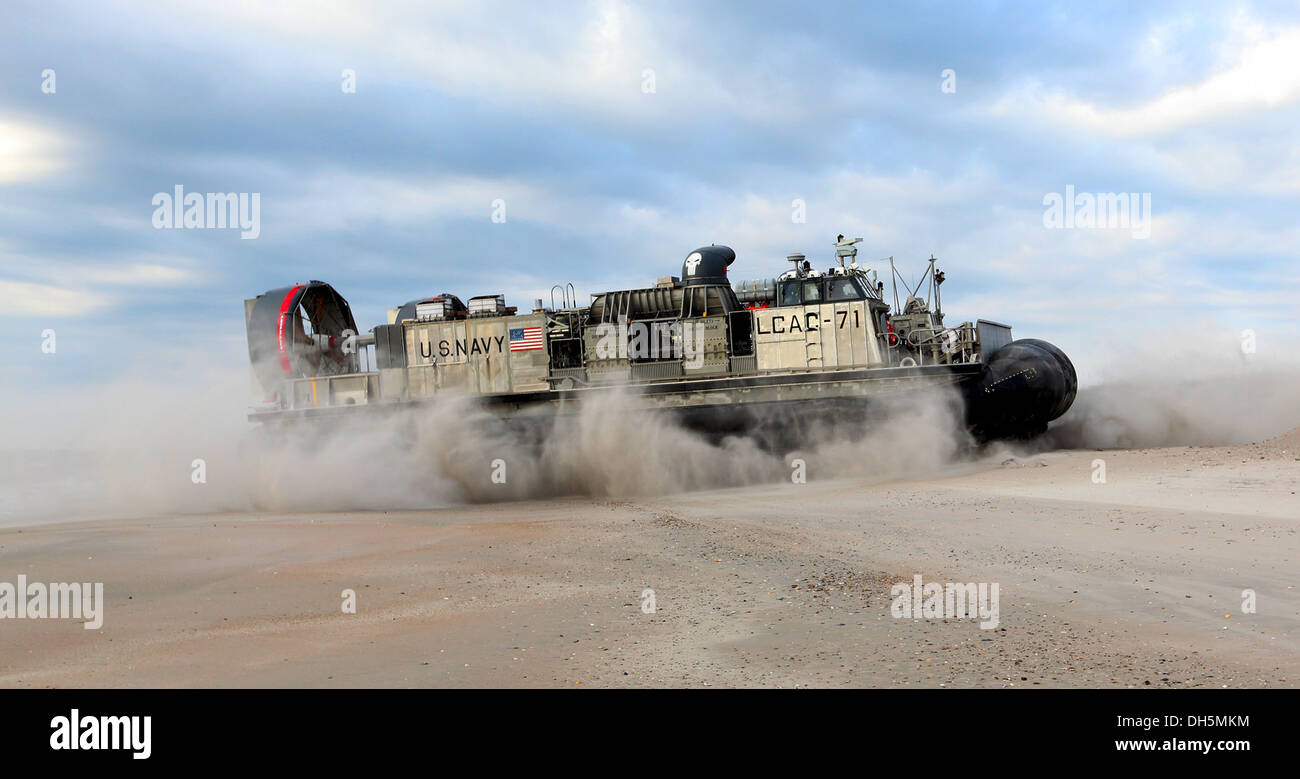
509, 326, 544, 351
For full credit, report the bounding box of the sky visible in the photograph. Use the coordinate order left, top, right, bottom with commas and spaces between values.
3, 0, 1299, 393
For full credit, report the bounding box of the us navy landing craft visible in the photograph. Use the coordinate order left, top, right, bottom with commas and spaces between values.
244, 237, 1076, 441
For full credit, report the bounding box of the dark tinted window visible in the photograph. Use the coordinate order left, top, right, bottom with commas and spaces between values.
779, 281, 802, 306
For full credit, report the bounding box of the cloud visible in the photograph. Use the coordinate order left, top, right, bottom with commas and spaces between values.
1, 0, 1298, 389
271, 171, 545, 234
0, 251, 200, 319
80, 262, 200, 286
0, 118, 67, 183
0, 279, 114, 316
990, 24, 1300, 137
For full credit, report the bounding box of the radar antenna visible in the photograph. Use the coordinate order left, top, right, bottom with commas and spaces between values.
834, 235, 863, 270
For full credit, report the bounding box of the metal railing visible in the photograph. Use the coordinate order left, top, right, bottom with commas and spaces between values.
878, 322, 981, 366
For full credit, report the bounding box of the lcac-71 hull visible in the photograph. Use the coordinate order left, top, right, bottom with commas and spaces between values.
244, 240, 1078, 447
247, 346, 1076, 446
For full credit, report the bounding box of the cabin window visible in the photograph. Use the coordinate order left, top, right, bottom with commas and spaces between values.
802, 280, 823, 304
779, 281, 802, 307
827, 277, 863, 302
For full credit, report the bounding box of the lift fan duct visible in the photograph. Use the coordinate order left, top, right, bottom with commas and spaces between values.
246, 280, 359, 393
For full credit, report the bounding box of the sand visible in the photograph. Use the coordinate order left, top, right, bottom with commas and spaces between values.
0, 434, 1296, 688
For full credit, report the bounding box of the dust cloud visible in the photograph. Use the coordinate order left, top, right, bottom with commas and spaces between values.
0, 364, 970, 520
234, 383, 972, 511
4, 323, 1298, 522
1043, 326, 1300, 450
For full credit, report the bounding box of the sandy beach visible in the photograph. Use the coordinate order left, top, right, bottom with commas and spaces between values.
2, 427, 1296, 689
